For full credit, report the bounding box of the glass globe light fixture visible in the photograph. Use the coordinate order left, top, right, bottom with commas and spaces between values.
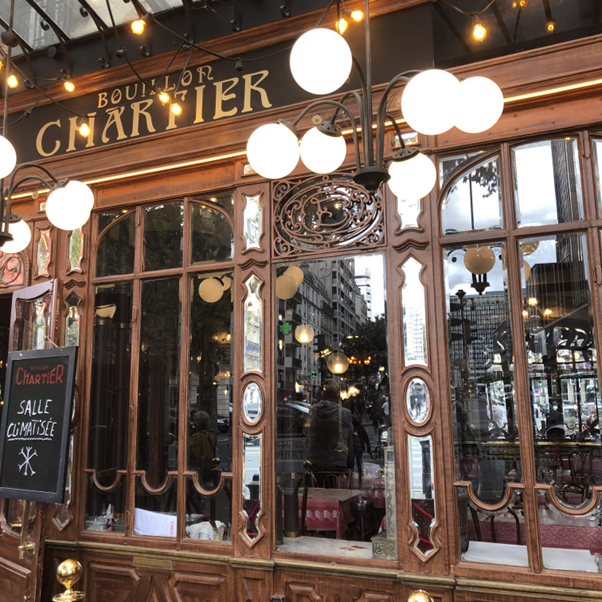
464, 246, 496, 274
523, 260, 531, 282
1, 218, 31, 254
0, 135, 17, 179
401, 70, 460, 136
327, 351, 349, 375
300, 125, 347, 174
221, 275, 232, 291
290, 28, 352, 95
408, 591, 434, 602
295, 324, 315, 344
388, 151, 437, 200
198, 278, 224, 303
46, 180, 94, 231
275, 274, 298, 299
454, 76, 504, 134
284, 265, 304, 286
246, 122, 300, 179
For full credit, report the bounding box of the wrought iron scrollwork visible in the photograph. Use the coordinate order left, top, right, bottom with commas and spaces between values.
272, 174, 385, 258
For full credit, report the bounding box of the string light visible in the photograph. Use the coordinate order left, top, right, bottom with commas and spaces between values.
63, 81, 75, 92
7, 73, 18, 88
171, 103, 182, 116
472, 15, 487, 41
512, 0, 528, 8
351, 10, 364, 21
337, 17, 348, 34
158, 91, 170, 104
79, 122, 90, 137
546, 19, 557, 33
131, 18, 146, 35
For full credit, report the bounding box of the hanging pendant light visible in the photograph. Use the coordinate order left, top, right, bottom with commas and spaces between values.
1, 218, 31, 253
246, 121, 300, 179
300, 125, 347, 174
464, 246, 496, 274
284, 265, 304, 286
198, 278, 224, 303
327, 351, 350, 374
454, 77, 504, 134
46, 180, 94, 231
295, 324, 315, 344
290, 28, 352, 95
276, 274, 298, 299
0, 135, 17, 179
387, 151, 437, 200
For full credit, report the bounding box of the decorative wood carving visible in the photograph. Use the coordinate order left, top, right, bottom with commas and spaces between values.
287, 582, 322, 602
241, 575, 267, 602
88, 563, 140, 602
167, 571, 226, 602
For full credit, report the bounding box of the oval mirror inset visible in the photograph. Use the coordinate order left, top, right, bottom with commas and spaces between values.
243, 383, 262, 424
407, 378, 430, 423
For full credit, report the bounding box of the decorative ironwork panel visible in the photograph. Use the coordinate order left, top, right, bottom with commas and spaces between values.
273, 174, 385, 258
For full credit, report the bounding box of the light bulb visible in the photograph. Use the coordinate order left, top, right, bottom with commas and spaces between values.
64, 81, 75, 92
0, 135, 17, 179
46, 180, 94, 231
351, 10, 364, 21
158, 91, 170, 104
401, 70, 460, 136
7, 74, 18, 88
327, 351, 349, 374
472, 18, 487, 41
79, 121, 90, 137
387, 152, 436, 200
546, 20, 556, 33
246, 123, 299, 179
131, 19, 145, 35
337, 17, 348, 34
290, 28, 352, 95
295, 324, 315, 344
528, 297, 538, 306
454, 76, 504, 134
2, 219, 31, 253
198, 278, 224, 303
171, 103, 182, 116
464, 246, 496, 274
300, 127, 347, 174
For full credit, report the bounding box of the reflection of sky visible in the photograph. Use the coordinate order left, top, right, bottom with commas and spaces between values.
514, 142, 559, 227
355, 254, 385, 318
520, 237, 558, 287
441, 158, 502, 235
445, 245, 507, 297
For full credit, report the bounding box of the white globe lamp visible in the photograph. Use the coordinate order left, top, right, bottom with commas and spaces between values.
2, 219, 31, 254
455, 76, 504, 134
300, 127, 347, 174
290, 28, 352, 95
401, 70, 460, 136
0, 135, 17, 179
464, 246, 496, 274
388, 152, 437, 200
284, 265, 304, 286
327, 351, 349, 375
46, 180, 94, 231
295, 324, 315, 344
276, 274, 298, 300
198, 278, 224, 303
246, 123, 300, 179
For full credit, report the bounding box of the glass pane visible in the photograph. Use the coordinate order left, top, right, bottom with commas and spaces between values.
243, 434, 262, 540
243, 193, 263, 249
86, 475, 126, 533
143, 203, 183, 272
397, 197, 420, 230
187, 271, 233, 532
513, 138, 584, 228
191, 203, 233, 264
439, 151, 486, 188
36, 227, 51, 277
407, 378, 430, 424
134, 478, 178, 538
409, 435, 435, 556
0, 296, 10, 412
402, 258, 427, 366
186, 476, 232, 541
441, 156, 502, 236
12, 290, 53, 351
243, 383, 262, 424
594, 139, 602, 217
98, 210, 129, 234
96, 213, 135, 277
86, 282, 132, 530
137, 278, 180, 498
65, 293, 81, 347
275, 254, 394, 559
68, 228, 84, 273
244, 275, 263, 373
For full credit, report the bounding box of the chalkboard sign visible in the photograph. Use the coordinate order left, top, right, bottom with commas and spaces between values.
0, 347, 77, 503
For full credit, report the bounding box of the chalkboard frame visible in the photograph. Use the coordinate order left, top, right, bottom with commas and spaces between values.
0, 346, 78, 503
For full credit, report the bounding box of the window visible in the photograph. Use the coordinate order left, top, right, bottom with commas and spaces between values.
87, 195, 235, 542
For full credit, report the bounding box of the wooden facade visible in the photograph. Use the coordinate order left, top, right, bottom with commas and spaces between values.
1, 2, 602, 600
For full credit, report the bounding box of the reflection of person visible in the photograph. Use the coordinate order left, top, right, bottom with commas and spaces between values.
382, 397, 391, 427
585, 406, 600, 442
189, 411, 217, 483
352, 418, 371, 476
308, 387, 354, 474
546, 401, 564, 441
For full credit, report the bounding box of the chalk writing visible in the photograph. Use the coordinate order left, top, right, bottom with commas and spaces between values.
18, 447, 37, 476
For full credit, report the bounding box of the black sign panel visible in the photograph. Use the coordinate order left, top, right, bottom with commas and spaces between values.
0, 347, 77, 503
9, 5, 433, 163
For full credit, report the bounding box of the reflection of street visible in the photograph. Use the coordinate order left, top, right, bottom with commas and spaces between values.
215, 432, 232, 468
244, 443, 261, 493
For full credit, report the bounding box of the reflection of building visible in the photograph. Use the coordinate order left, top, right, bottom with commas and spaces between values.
355, 270, 372, 319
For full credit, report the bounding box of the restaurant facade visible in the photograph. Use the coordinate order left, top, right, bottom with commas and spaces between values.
1, 0, 602, 600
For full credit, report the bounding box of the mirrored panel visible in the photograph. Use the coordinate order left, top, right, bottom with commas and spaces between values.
244, 275, 263, 373
36, 227, 51, 277
186, 476, 232, 541
408, 435, 435, 556
442, 156, 502, 236
513, 138, 584, 228
143, 203, 184, 272
407, 378, 430, 424
275, 254, 395, 559
593, 139, 602, 217
397, 197, 420, 230
243, 383, 262, 424
68, 228, 84, 273
243, 433, 262, 540
65, 292, 81, 347
243, 193, 263, 249
402, 258, 427, 366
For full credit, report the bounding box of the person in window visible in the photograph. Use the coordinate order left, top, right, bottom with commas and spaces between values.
308, 385, 354, 481
352, 417, 371, 482
189, 411, 217, 485
382, 397, 391, 427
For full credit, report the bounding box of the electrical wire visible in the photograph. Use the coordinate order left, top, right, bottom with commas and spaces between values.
438, 0, 496, 17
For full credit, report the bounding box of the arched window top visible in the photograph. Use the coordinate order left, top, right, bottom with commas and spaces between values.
441, 154, 502, 237
96, 211, 136, 278
191, 201, 234, 265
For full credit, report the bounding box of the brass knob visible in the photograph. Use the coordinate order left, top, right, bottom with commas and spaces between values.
53, 560, 84, 601
408, 592, 434, 602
